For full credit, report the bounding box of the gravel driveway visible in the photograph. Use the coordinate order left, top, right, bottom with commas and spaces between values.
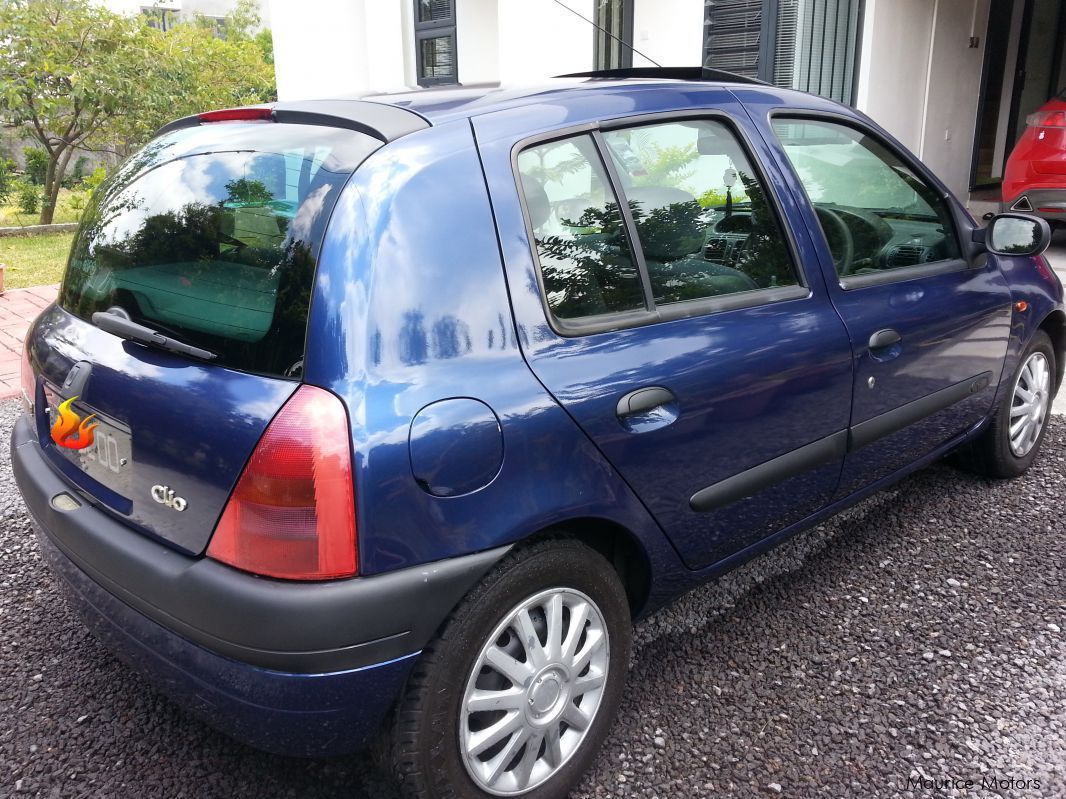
2, 397, 1063, 798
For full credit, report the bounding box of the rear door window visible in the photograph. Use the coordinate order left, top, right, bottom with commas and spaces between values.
516, 119, 804, 333
516, 135, 647, 321
601, 119, 799, 304
60, 123, 380, 378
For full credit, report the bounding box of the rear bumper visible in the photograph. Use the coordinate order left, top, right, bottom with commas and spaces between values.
35, 528, 414, 756
11, 412, 510, 755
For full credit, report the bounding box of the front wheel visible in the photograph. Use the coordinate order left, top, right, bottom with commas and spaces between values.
389, 539, 632, 799
962, 330, 1056, 478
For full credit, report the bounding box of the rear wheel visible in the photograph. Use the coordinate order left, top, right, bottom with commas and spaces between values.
961, 330, 1056, 478
390, 540, 632, 799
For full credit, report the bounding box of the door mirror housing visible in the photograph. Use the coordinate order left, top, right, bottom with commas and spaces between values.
984, 213, 1052, 257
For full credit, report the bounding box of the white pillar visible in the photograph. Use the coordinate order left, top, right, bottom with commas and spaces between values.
496, 0, 595, 84
269, 0, 367, 100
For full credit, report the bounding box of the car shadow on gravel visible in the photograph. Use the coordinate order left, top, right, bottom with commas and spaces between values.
2, 399, 1063, 798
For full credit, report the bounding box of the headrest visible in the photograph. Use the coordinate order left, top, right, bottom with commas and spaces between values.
522, 177, 551, 230
626, 186, 703, 261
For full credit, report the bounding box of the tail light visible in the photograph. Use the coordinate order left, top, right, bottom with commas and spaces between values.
1026, 111, 1066, 128
198, 107, 274, 123
207, 385, 358, 580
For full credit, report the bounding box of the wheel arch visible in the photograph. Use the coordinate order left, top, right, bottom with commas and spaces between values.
1039, 309, 1065, 394
525, 517, 653, 620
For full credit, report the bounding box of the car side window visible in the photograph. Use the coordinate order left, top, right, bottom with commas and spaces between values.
771, 118, 962, 279
602, 120, 799, 305
516, 136, 646, 321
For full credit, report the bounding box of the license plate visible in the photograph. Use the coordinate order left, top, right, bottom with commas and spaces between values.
45, 388, 133, 497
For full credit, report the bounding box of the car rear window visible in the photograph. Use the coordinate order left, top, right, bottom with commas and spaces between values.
59, 122, 380, 378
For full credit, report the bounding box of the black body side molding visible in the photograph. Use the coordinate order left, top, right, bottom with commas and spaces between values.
690, 371, 994, 513
848, 372, 993, 451
690, 430, 848, 513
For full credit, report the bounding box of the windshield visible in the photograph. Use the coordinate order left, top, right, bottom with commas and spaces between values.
60, 122, 379, 378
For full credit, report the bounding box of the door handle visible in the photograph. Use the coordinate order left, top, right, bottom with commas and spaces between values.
868, 328, 902, 350
616, 386, 677, 418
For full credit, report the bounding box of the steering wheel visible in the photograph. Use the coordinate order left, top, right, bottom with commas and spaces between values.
814, 205, 855, 275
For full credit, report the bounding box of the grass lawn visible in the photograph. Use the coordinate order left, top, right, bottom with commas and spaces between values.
0, 233, 73, 290
0, 188, 88, 227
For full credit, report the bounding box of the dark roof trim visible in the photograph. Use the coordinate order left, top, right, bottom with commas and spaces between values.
556, 66, 769, 86
153, 99, 431, 142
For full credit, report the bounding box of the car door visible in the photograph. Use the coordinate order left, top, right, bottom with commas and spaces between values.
474, 100, 854, 571
767, 115, 1013, 495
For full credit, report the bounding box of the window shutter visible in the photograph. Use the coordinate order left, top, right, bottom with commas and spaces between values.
704, 0, 864, 105
776, 0, 863, 104
702, 0, 764, 79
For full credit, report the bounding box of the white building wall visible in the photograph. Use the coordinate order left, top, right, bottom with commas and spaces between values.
496, 0, 594, 84
918, 0, 990, 197
363, 1, 407, 91
455, 0, 500, 84
854, 0, 936, 156
271, 0, 608, 98
631, 0, 703, 67
854, 0, 992, 198
270, 0, 390, 99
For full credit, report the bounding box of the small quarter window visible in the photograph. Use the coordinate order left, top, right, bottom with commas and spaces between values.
771, 118, 962, 278
517, 136, 646, 321
603, 120, 799, 305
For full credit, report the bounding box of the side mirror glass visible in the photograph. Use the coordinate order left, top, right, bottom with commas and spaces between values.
985, 213, 1052, 257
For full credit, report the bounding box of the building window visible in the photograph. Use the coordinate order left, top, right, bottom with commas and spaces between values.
703, 0, 864, 105
414, 0, 457, 86
594, 0, 634, 70
141, 6, 179, 32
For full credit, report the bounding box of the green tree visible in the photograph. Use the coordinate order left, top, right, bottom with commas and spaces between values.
23, 146, 48, 184
134, 21, 276, 139
16, 179, 41, 215
0, 0, 276, 225
0, 0, 149, 224
0, 158, 16, 204
254, 29, 275, 66
196, 0, 260, 40
629, 143, 699, 187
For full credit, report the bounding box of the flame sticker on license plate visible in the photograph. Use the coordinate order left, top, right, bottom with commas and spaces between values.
45, 387, 133, 497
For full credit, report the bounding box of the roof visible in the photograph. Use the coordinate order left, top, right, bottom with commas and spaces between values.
159, 70, 822, 144
359, 75, 782, 125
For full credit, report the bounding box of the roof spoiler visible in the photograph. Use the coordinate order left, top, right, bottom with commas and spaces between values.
153, 99, 431, 142
555, 66, 768, 86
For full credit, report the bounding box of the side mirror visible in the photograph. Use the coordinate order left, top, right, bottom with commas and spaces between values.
984, 213, 1052, 257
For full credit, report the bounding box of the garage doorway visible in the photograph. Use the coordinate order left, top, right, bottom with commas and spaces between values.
971, 0, 1066, 191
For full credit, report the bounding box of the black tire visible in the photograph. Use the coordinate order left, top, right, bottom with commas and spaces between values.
389, 539, 632, 799
961, 330, 1056, 478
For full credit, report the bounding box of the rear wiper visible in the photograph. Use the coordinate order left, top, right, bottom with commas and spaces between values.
92, 311, 218, 361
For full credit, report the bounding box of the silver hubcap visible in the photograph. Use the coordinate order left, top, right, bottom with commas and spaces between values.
1009, 351, 1051, 457
459, 588, 609, 796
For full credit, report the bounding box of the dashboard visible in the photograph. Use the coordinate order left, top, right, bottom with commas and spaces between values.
702, 208, 957, 275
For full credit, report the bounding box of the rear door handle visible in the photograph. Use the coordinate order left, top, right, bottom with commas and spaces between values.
616, 386, 677, 418
868, 328, 902, 350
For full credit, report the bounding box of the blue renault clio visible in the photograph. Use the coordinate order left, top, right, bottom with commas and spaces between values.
12, 69, 1064, 798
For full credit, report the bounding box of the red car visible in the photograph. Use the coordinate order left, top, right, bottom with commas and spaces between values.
1004, 90, 1066, 228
